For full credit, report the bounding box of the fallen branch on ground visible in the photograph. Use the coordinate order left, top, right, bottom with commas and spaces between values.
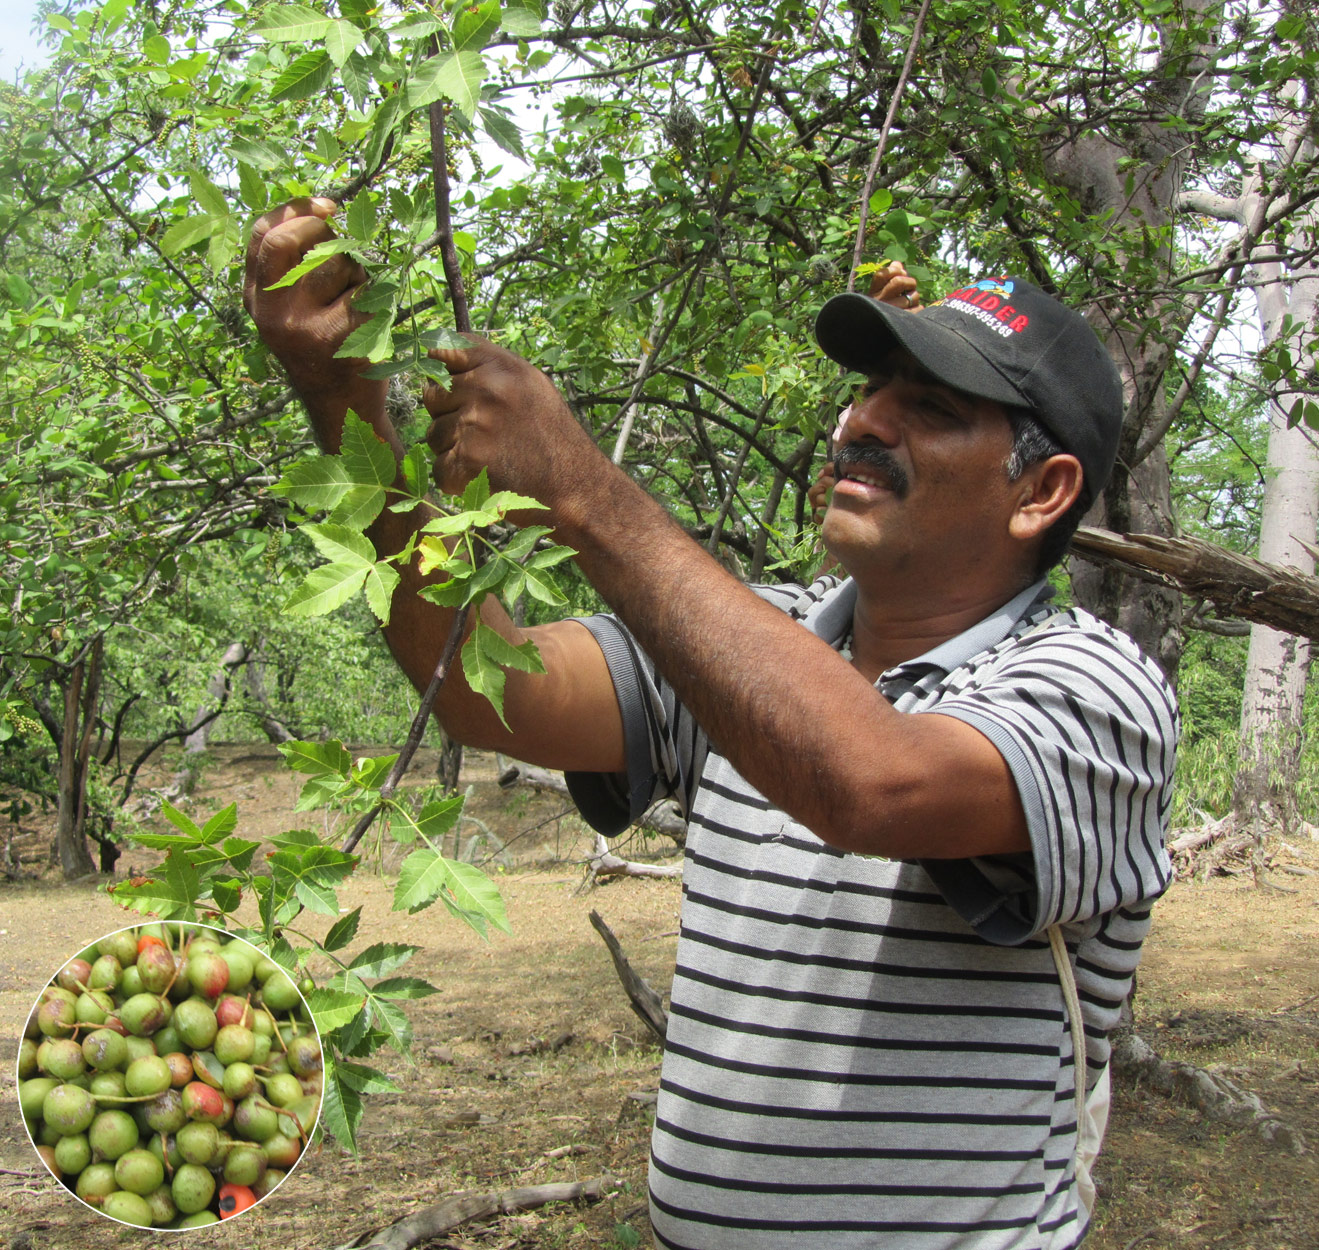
1112, 1030, 1307, 1155
334, 1175, 617, 1250
588, 832, 683, 883
589, 910, 669, 1043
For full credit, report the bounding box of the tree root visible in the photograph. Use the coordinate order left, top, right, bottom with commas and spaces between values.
1112, 1030, 1307, 1155
334, 1175, 617, 1250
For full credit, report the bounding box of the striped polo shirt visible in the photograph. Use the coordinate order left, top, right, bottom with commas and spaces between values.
567, 575, 1178, 1250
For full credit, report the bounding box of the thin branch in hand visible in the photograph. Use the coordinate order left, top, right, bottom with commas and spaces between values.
848, 0, 933, 291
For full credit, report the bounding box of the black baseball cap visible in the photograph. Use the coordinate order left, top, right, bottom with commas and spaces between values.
815, 275, 1124, 495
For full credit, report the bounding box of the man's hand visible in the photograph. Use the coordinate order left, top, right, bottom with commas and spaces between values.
868, 258, 922, 309
421, 337, 605, 525
243, 197, 388, 453
809, 461, 835, 524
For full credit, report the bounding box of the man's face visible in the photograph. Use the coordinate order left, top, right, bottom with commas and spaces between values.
821, 348, 1025, 597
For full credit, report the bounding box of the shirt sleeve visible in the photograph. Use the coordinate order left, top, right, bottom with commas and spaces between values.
563, 614, 709, 836
919, 619, 1179, 945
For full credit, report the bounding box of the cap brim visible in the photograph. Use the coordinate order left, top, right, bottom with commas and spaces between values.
815, 293, 1027, 409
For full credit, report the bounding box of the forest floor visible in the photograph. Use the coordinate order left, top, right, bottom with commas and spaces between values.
2, 742, 1318, 1250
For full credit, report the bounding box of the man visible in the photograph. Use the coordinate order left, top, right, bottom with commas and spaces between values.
246, 201, 1177, 1250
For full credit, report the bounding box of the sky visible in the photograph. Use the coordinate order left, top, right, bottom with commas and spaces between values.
0, 0, 48, 80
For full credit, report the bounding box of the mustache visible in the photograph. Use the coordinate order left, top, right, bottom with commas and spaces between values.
834, 443, 910, 499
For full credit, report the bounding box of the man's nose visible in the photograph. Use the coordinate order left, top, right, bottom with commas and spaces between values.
842, 384, 903, 446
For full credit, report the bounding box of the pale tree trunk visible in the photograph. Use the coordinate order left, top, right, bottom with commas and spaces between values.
1176, 78, 1319, 846
173, 641, 249, 794
1233, 195, 1318, 842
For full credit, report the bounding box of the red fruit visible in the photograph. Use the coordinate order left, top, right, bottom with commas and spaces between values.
215, 995, 253, 1030
181, 1081, 227, 1125
137, 935, 167, 955
218, 1182, 256, 1219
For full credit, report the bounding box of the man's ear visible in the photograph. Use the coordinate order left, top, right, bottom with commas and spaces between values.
1008, 454, 1084, 543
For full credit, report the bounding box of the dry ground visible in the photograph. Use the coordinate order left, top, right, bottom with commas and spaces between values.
2, 743, 1318, 1250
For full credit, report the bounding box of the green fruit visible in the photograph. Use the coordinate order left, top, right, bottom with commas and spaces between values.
123, 1034, 158, 1062
223, 1061, 256, 1100
263, 1131, 301, 1170
234, 1095, 278, 1142
263, 1072, 303, 1108
286, 1034, 322, 1079
171, 1161, 216, 1214
102, 1188, 154, 1227
176, 1119, 219, 1165
141, 1088, 187, 1134
119, 992, 169, 1037
153, 1025, 184, 1056
260, 971, 299, 1012
75, 989, 114, 1025
219, 943, 255, 990
186, 950, 230, 999
36, 997, 77, 1038
120, 964, 145, 997
97, 929, 138, 967
75, 1160, 118, 1205
82, 1027, 128, 1071
38, 1038, 87, 1081
19, 1077, 60, 1121
252, 1167, 285, 1199
137, 943, 176, 994
114, 1147, 165, 1196
214, 1024, 255, 1066
88, 954, 123, 992
53, 1131, 92, 1176
173, 998, 218, 1050
175, 1210, 220, 1227
89, 1070, 128, 1100
224, 1142, 267, 1187
143, 1182, 177, 1226
42, 1083, 97, 1135
88, 1109, 139, 1160
125, 1055, 172, 1097
147, 1131, 184, 1171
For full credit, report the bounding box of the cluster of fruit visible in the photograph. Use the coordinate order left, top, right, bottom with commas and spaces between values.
18, 923, 322, 1229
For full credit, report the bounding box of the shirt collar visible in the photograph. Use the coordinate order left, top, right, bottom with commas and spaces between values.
803, 576, 1054, 679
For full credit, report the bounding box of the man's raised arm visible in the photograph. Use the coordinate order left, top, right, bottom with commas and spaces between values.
243, 200, 624, 775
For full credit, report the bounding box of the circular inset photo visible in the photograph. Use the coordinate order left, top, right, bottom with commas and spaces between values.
16, 921, 322, 1230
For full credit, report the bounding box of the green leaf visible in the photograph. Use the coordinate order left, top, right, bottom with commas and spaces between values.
335, 312, 395, 363
370, 976, 439, 999
107, 849, 199, 921
462, 626, 512, 727
201, 804, 238, 842
272, 456, 354, 511
479, 105, 526, 160
453, 0, 500, 50
271, 50, 334, 102
869, 188, 893, 215
253, 3, 336, 42
502, 0, 544, 37
349, 941, 421, 980
160, 214, 217, 257
363, 558, 400, 624
332, 1059, 401, 1094
263, 238, 357, 290
161, 803, 203, 840
340, 411, 398, 488
981, 66, 999, 98
393, 846, 452, 914
325, 17, 363, 66
322, 906, 364, 953
351, 752, 399, 790
363, 994, 412, 1053
304, 521, 375, 567
278, 738, 352, 778
283, 559, 368, 617
309, 987, 368, 1033
317, 1060, 364, 1155
269, 842, 359, 915
474, 622, 544, 674
443, 860, 511, 936
403, 50, 487, 120
344, 193, 378, 243
208, 878, 243, 914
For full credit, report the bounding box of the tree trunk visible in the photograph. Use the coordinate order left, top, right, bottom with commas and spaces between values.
55, 637, 101, 879
172, 642, 249, 795
1232, 254, 1318, 838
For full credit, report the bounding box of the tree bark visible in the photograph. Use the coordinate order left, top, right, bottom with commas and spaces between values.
54, 637, 101, 879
